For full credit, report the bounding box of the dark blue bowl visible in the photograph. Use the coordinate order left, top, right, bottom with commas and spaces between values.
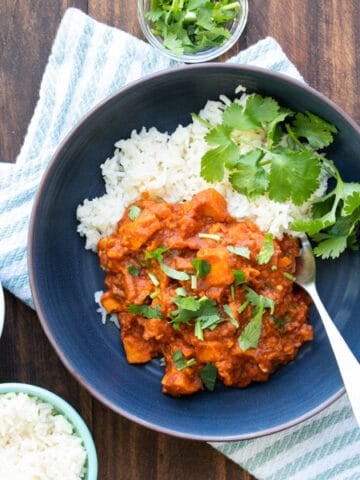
28, 65, 360, 441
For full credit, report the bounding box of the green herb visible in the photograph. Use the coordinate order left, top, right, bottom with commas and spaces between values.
175, 287, 188, 296
273, 316, 285, 329
145, 0, 241, 56
145, 246, 169, 261
223, 304, 239, 327
199, 92, 360, 258
199, 362, 217, 391
238, 287, 274, 351
172, 350, 197, 370
192, 258, 211, 278
283, 272, 296, 281
128, 304, 163, 319
227, 245, 251, 258
150, 289, 160, 299
257, 233, 274, 264
170, 295, 222, 339
127, 265, 140, 276
232, 269, 246, 285
145, 246, 190, 280
160, 262, 190, 281
128, 205, 141, 221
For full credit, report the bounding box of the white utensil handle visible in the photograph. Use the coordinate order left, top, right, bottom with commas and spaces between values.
309, 284, 360, 427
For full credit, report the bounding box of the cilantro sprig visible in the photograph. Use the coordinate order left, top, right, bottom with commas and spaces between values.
238, 287, 274, 351
145, 0, 241, 56
198, 92, 360, 259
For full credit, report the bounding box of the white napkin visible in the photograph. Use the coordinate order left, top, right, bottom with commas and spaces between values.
0, 8, 358, 479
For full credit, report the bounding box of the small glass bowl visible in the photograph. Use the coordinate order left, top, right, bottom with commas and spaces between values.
137, 0, 248, 63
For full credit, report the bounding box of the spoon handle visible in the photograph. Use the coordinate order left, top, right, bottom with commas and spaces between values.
308, 284, 360, 427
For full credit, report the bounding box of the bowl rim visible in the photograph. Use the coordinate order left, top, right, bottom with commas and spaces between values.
28, 64, 359, 441
0, 382, 98, 478
0, 282, 4, 339
137, 0, 249, 63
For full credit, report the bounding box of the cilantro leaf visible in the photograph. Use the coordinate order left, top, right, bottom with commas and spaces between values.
160, 262, 190, 280
342, 183, 360, 216
145, 0, 241, 55
223, 102, 258, 131
229, 149, 268, 199
170, 295, 222, 338
232, 269, 246, 285
257, 233, 274, 264
128, 304, 163, 319
192, 258, 211, 278
128, 205, 141, 221
238, 299, 264, 351
269, 148, 321, 205
292, 111, 338, 149
227, 245, 251, 258
238, 288, 274, 351
201, 140, 239, 182
173, 350, 197, 370
145, 246, 169, 261
223, 304, 239, 327
312, 234, 349, 259
199, 363, 217, 391
245, 94, 280, 126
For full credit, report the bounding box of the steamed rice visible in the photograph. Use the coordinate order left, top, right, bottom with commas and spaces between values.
0, 392, 87, 480
77, 92, 328, 250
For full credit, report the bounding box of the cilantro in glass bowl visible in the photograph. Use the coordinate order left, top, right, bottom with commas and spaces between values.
137, 0, 248, 63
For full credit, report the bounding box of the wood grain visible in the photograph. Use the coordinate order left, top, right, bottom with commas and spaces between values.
0, 1, 358, 479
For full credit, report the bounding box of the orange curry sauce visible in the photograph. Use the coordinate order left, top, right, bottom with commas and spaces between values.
98, 189, 312, 396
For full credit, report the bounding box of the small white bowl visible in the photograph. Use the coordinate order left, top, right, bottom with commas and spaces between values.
138, 0, 248, 63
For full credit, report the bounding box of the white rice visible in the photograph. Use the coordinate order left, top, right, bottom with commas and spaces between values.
0, 392, 87, 480
77, 92, 328, 251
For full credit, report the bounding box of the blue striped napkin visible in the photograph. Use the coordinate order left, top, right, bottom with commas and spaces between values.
0, 8, 358, 479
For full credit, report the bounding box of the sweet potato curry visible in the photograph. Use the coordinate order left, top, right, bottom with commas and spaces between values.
98, 189, 312, 396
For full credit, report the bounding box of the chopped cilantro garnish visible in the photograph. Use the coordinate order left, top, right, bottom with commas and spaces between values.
172, 350, 197, 370
145, 246, 190, 280
199, 91, 360, 259
232, 269, 246, 285
128, 304, 163, 319
283, 272, 296, 281
227, 245, 251, 258
160, 262, 190, 281
257, 233, 274, 264
199, 362, 217, 391
145, 0, 241, 56
238, 287, 274, 351
145, 246, 169, 261
170, 295, 222, 339
223, 304, 239, 327
128, 205, 141, 221
192, 258, 211, 278
127, 265, 140, 276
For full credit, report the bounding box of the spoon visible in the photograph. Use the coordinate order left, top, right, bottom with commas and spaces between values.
295, 234, 360, 426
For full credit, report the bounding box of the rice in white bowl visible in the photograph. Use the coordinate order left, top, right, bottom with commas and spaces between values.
0, 392, 87, 480
76, 93, 327, 251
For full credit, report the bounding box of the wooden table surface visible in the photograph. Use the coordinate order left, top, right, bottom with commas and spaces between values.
0, 1, 358, 479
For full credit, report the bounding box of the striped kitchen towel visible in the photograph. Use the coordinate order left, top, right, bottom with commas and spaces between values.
0, 8, 358, 480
